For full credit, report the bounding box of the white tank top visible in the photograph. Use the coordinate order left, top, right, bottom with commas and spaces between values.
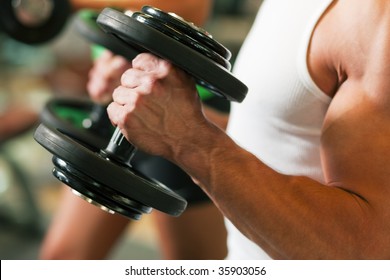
226, 0, 334, 259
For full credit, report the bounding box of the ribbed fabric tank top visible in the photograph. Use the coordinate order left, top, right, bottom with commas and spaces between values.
225, 0, 334, 259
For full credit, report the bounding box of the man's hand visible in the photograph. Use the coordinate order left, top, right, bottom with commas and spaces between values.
107, 53, 205, 159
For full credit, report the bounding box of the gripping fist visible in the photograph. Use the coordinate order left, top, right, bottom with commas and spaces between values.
107, 53, 206, 160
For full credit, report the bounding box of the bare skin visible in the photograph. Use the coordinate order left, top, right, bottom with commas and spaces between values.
0, 106, 38, 143
107, 0, 390, 259
40, 187, 227, 259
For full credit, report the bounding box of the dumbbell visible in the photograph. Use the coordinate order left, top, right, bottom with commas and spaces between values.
0, 0, 135, 45
39, 9, 153, 219
0, 0, 71, 44
34, 6, 248, 220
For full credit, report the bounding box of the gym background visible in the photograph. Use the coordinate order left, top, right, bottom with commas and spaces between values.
0, 0, 262, 260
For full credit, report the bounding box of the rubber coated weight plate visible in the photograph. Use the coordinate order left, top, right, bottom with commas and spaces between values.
74, 9, 139, 61
141, 6, 232, 60
131, 12, 231, 70
34, 123, 187, 216
0, 0, 71, 44
97, 8, 248, 103
40, 97, 112, 149
52, 156, 151, 219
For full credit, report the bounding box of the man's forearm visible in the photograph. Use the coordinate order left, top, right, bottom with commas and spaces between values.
174, 124, 377, 259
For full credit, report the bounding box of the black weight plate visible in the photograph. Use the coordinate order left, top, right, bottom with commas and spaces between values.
0, 0, 71, 44
97, 8, 248, 103
53, 167, 145, 220
74, 9, 139, 61
141, 5, 231, 60
34, 123, 187, 216
40, 97, 111, 149
132, 12, 231, 70
52, 156, 151, 219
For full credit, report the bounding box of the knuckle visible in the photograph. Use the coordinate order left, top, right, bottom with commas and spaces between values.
120, 69, 132, 85
132, 53, 148, 66
112, 87, 120, 100
118, 109, 132, 129
144, 78, 161, 96
159, 59, 172, 73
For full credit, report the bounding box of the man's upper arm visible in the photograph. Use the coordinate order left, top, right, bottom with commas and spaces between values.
320, 70, 390, 213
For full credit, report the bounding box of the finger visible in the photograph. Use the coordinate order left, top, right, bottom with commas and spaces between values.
88, 55, 131, 102
87, 72, 113, 103
132, 53, 160, 71
97, 55, 128, 82
110, 55, 131, 72
132, 53, 171, 78
112, 86, 138, 106
87, 73, 105, 99
92, 50, 114, 75
87, 58, 110, 96
120, 68, 149, 89
100, 49, 114, 59
106, 101, 124, 127
100, 56, 131, 98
